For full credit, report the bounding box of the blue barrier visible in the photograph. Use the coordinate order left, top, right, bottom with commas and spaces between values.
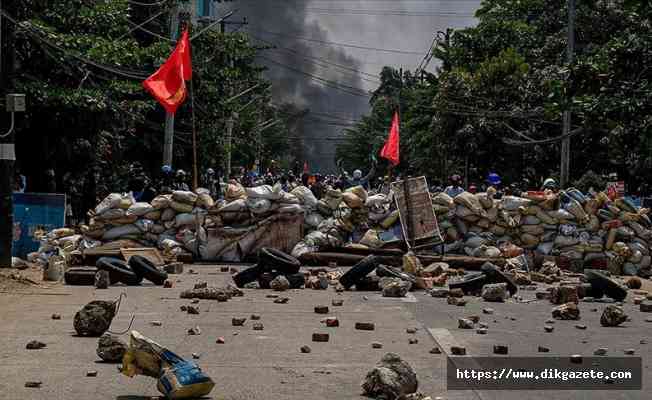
12, 193, 66, 258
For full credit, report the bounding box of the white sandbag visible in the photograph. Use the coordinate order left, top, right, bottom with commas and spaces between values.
365, 194, 388, 208
219, 199, 247, 213
246, 198, 272, 215
225, 182, 247, 202
197, 193, 215, 209
432, 192, 454, 208
144, 210, 161, 221
159, 238, 183, 251
98, 208, 126, 220
95, 193, 122, 215
172, 190, 198, 204
126, 202, 154, 217
454, 191, 485, 216
151, 195, 172, 209
305, 212, 324, 228
345, 185, 368, 203
160, 208, 176, 221
291, 241, 318, 259
175, 213, 197, 228
278, 204, 304, 214
246, 185, 282, 200
500, 195, 531, 211
554, 235, 579, 247
278, 192, 300, 204
291, 186, 319, 209
548, 209, 575, 221
102, 225, 140, 241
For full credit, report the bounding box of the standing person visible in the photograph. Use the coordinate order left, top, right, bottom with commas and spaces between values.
158, 165, 174, 194
202, 168, 218, 198
444, 174, 464, 198
338, 160, 377, 190
172, 170, 190, 191
45, 169, 57, 193
310, 174, 325, 200
13, 168, 26, 193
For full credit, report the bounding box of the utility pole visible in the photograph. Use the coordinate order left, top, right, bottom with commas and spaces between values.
560, 0, 575, 188
225, 114, 234, 176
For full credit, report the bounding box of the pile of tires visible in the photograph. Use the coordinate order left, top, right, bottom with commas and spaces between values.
233, 248, 304, 288
64, 256, 168, 286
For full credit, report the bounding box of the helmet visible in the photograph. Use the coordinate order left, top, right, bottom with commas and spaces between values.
162, 165, 172, 174
487, 173, 501, 185
206, 168, 215, 175
450, 174, 461, 183
543, 178, 557, 189
353, 169, 362, 179
176, 169, 186, 177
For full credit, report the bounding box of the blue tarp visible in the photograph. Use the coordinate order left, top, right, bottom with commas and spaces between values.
12, 193, 66, 258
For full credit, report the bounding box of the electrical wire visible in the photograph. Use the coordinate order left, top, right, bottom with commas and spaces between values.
126, 0, 170, 6
304, 8, 475, 17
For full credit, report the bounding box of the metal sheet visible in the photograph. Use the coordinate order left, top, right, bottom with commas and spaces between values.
390, 176, 442, 246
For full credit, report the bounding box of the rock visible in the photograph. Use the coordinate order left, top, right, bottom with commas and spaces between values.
406, 328, 417, 334
550, 285, 579, 305
51, 314, 61, 320
163, 280, 173, 288
325, 317, 339, 327
187, 326, 201, 335
191, 299, 199, 304
570, 355, 583, 364
96, 333, 127, 362
274, 297, 289, 304
332, 299, 344, 306
552, 302, 580, 320
94, 271, 110, 289
450, 346, 466, 355
429, 347, 442, 354
312, 333, 329, 342
270, 275, 290, 291
301, 345, 312, 353
181, 287, 231, 301
575, 324, 587, 330
600, 305, 628, 327
641, 339, 647, 344
216, 337, 225, 344
380, 278, 412, 298
315, 305, 329, 314
476, 328, 488, 334
180, 305, 187, 311
253, 323, 264, 331
86, 370, 97, 377
429, 288, 449, 298
150, 321, 162, 327
362, 353, 418, 399
192, 353, 200, 359
458, 318, 474, 329
186, 305, 199, 315
356, 322, 375, 331
625, 277, 642, 289
544, 325, 554, 333
582, 297, 594, 303
467, 315, 480, 323
25, 381, 42, 388
493, 345, 508, 355
163, 262, 184, 274
482, 283, 508, 302
423, 262, 448, 277
513, 272, 531, 286
409, 338, 418, 344
74, 300, 117, 337
26, 340, 46, 350
220, 266, 229, 272
482, 308, 494, 315
538, 346, 550, 353
594, 348, 608, 356
232, 318, 246, 326
634, 296, 644, 305
449, 288, 464, 298
640, 301, 652, 312
624, 348, 635, 355
536, 291, 551, 300
478, 322, 489, 328
251, 314, 261, 320
194, 281, 208, 289
372, 342, 383, 349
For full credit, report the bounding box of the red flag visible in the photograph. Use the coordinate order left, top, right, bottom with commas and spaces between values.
143, 28, 192, 114
380, 111, 400, 166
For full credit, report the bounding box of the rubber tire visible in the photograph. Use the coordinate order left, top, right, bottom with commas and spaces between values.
128, 255, 168, 285
481, 263, 518, 296
257, 272, 276, 289
585, 269, 627, 301
339, 255, 379, 289
258, 248, 301, 274
233, 265, 264, 288
375, 264, 417, 284
96, 257, 142, 286
64, 267, 98, 286
285, 272, 306, 289
448, 273, 487, 295
355, 275, 380, 291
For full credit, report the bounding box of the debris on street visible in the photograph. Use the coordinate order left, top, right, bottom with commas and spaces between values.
362, 353, 418, 400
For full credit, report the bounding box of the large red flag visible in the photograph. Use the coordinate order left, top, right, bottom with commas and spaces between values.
380, 111, 400, 166
143, 28, 192, 114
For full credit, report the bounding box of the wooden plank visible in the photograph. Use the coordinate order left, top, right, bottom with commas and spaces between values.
390, 176, 443, 246
120, 248, 165, 266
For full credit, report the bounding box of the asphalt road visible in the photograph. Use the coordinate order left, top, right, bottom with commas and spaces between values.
0, 265, 649, 400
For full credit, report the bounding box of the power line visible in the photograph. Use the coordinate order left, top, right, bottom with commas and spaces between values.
304, 8, 475, 17
126, 0, 170, 6
249, 28, 424, 55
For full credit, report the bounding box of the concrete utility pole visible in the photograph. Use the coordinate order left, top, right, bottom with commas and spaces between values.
560, 0, 575, 188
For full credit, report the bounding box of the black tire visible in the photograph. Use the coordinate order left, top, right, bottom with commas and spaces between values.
257, 272, 276, 289
233, 265, 264, 288
258, 248, 301, 274
64, 267, 98, 286
481, 263, 518, 296
285, 272, 306, 289
355, 275, 380, 291
585, 270, 627, 301
128, 255, 168, 285
448, 273, 487, 295
375, 264, 417, 284
96, 257, 142, 286
339, 255, 379, 289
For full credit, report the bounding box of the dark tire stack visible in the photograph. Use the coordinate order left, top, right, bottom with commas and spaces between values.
232, 248, 304, 288
65, 256, 168, 287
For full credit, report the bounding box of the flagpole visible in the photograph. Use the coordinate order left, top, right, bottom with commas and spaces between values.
188, 22, 199, 191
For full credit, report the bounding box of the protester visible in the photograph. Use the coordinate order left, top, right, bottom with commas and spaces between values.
158, 165, 174, 194
45, 169, 57, 193
172, 169, 190, 191
444, 174, 464, 198
310, 174, 326, 200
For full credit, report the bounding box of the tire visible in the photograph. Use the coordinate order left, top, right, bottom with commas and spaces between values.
481, 263, 518, 296
96, 257, 142, 286
375, 264, 417, 284
257, 272, 276, 289
354, 275, 380, 291
585, 269, 627, 301
339, 255, 379, 289
65, 267, 98, 286
448, 273, 487, 295
258, 248, 301, 274
285, 272, 306, 289
233, 265, 264, 288
128, 255, 168, 285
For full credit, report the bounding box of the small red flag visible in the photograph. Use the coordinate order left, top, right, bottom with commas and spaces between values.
380, 111, 400, 166
143, 28, 192, 114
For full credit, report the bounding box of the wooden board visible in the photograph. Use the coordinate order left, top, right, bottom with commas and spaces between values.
120, 248, 165, 266
390, 176, 443, 246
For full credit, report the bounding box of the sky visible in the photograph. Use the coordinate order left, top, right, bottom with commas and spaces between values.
220, 0, 482, 171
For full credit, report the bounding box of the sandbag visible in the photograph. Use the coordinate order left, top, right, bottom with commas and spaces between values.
103, 224, 141, 241
521, 215, 541, 225
554, 235, 579, 247
454, 191, 485, 216
380, 210, 400, 229
432, 192, 454, 208
345, 185, 368, 203
520, 233, 540, 247
291, 186, 319, 209
305, 213, 324, 229
321, 189, 343, 210
455, 205, 475, 218
175, 213, 197, 228
359, 229, 384, 249
548, 209, 575, 221
196, 193, 214, 209
127, 202, 154, 217
279, 192, 300, 204
170, 201, 194, 214
501, 195, 531, 211
172, 190, 198, 205
95, 193, 123, 215
160, 208, 176, 221
245, 185, 282, 200
521, 224, 544, 236
98, 208, 126, 220
246, 198, 272, 214
151, 195, 171, 210
278, 204, 303, 214
135, 219, 154, 233
342, 192, 364, 208
225, 182, 246, 202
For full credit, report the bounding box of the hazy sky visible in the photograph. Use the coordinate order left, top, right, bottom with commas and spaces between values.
222, 0, 482, 170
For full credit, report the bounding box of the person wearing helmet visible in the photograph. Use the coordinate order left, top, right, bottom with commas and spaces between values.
338, 159, 376, 190
202, 168, 219, 198
158, 165, 174, 194
444, 174, 464, 198
542, 178, 558, 192
173, 169, 190, 191
487, 172, 501, 188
